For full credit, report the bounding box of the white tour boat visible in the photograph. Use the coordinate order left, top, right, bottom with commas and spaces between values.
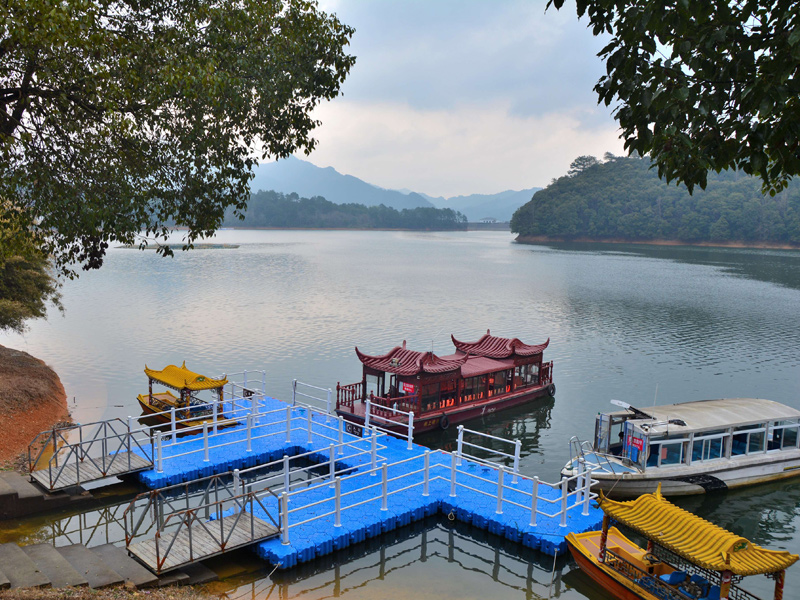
562, 398, 800, 496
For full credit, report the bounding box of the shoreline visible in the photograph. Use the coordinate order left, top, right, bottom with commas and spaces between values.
514, 235, 800, 251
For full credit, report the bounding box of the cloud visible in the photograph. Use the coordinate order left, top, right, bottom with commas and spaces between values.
307, 99, 624, 197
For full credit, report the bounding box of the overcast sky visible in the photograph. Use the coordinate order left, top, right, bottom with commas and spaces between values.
292, 0, 626, 198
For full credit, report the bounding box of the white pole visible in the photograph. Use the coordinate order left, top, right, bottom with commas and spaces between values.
307, 410, 313, 444
577, 457, 585, 506
285, 406, 291, 443
407, 411, 414, 450
243, 370, 248, 390
156, 431, 163, 473
423, 450, 430, 496
582, 464, 592, 516
292, 379, 297, 406
334, 477, 342, 527
512, 440, 521, 484
246, 413, 253, 452
381, 462, 388, 511
126, 416, 133, 458
456, 426, 464, 466
370, 427, 377, 475
530, 477, 539, 526
364, 399, 371, 429
233, 468, 241, 496
170, 407, 176, 441
327, 388, 332, 416
496, 467, 504, 514
262, 371, 266, 394
281, 493, 290, 545
203, 422, 209, 462
450, 451, 457, 497
560, 477, 568, 527
252, 391, 259, 423
329, 443, 336, 485
338, 416, 344, 455
212, 400, 218, 435
283, 455, 290, 497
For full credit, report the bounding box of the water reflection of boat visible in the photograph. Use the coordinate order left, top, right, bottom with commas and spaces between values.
335, 330, 554, 434
137, 363, 236, 429
562, 398, 800, 496
568, 484, 798, 600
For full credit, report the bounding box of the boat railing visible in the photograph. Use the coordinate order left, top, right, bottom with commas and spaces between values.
336, 381, 363, 409
568, 435, 638, 475
292, 379, 334, 417
455, 425, 522, 483
540, 361, 554, 384
604, 549, 690, 600
364, 398, 415, 450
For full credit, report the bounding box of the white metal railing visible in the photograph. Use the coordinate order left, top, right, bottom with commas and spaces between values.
292, 379, 334, 416
455, 425, 521, 482
364, 398, 415, 450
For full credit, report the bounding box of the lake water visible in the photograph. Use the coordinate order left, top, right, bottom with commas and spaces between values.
2, 230, 800, 599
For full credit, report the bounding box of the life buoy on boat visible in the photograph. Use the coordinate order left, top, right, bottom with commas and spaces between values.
439, 414, 450, 430
548, 383, 556, 396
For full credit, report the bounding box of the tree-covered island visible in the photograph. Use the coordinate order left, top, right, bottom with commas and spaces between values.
224, 190, 467, 230
511, 155, 800, 247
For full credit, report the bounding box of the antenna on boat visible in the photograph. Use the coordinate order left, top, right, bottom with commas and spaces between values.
431, 326, 445, 353
653, 382, 659, 406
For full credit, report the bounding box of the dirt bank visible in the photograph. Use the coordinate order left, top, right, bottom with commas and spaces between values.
0, 586, 214, 600
514, 235, 800, 250
0, 345, 70, 466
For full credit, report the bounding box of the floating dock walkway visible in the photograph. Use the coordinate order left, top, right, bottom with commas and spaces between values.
116, 380, 603, 573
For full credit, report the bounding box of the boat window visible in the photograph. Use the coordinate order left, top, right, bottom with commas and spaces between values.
623, 422, 648, 469
731, 424, 767, 456
489, 370, 509, 396
514, 363, 539, 388
769, 419, 800, 451
420, 383, 440, 413
647, 435, 689, 468
440, 379, 457, 408
691, 430, 728, 462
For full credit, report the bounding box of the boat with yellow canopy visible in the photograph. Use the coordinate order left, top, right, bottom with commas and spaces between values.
567, 484, 797, 600
137, 363, 236, 428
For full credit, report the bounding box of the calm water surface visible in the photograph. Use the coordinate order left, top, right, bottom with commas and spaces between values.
2, 230, 799, 599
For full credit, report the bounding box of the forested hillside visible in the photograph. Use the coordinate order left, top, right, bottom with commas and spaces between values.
225, 190, 467, 230
511, 155, 800, 245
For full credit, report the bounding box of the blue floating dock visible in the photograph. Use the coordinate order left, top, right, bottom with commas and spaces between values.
131, 397, 603, 570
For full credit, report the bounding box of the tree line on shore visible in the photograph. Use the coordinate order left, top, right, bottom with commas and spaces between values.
511, 155, 800, 244
224, 190, 468, 230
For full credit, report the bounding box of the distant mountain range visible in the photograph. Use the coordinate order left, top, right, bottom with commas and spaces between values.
249, 157, 540, 222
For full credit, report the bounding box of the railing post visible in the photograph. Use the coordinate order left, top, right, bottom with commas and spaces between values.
450, 451, 457, 497
560, 477, 568, 527
530, 476, 539, 526
582, 464, 592, 516
496, 467, 504, 514
203, 422, 210, 462
292, 379, 297, 406
285, 406, 292, 443
327, 388, 332, 416
512, 440, 521, 484
253, 391, 260, 424
577, 457, 585, 506
307, 410, 313, 444
338, 416, 344, 455
334, 477, 342, 527
156, 431, 163, 473
170, 407, 177, 441
456, 425, 464, 466
379, 462, 389, 510
423, 450, 430, 496
213, 400, 218, 435
407, 411, 414, 450
262, 371, 266, 395
365, 399, 371, 429
370, 427, 377, 475
243, 369, 248, 391
246, 413, 253, 452
281, 493, 290, 545
283, 455, 290, 497
329, 443, 336, 485
233, 468, 241, 505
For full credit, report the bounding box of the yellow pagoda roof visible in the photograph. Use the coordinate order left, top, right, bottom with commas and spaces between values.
144, 362, 227, 391
598, 485, 798, 576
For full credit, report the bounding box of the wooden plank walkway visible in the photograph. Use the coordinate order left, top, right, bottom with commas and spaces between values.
127, 514, 279, 573
31, 452, 153, 491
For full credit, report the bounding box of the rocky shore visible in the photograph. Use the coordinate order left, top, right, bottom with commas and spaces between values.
0, 345, 71, 468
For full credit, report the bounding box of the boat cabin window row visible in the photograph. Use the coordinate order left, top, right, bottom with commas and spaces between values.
633, 418, 800, 469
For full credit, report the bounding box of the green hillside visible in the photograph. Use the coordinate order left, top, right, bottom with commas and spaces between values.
225, 190, 467, 230
511, 155, 800, 245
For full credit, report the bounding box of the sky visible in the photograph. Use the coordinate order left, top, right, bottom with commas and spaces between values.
288, 0, 627, 198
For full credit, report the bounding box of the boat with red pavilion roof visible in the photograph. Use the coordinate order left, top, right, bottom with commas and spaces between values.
335, 330, 554, 434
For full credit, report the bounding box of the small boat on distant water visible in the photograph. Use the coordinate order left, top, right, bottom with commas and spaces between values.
137, 363, 236, 428
335, 330, 554, 434
562, 398, 800, 496
567, 484, 797, 600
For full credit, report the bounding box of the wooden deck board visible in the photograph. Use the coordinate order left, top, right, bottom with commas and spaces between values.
127, 514, 278, 573
31, 453, 152, 491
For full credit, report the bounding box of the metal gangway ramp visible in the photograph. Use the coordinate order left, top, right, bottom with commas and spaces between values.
124, 471, 281, 573
28, 419, 154, 491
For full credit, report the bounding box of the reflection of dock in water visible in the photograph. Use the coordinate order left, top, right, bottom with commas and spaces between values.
218, 516, 570, 600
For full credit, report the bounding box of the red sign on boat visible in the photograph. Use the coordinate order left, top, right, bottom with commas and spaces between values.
402, 382, 416, 394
